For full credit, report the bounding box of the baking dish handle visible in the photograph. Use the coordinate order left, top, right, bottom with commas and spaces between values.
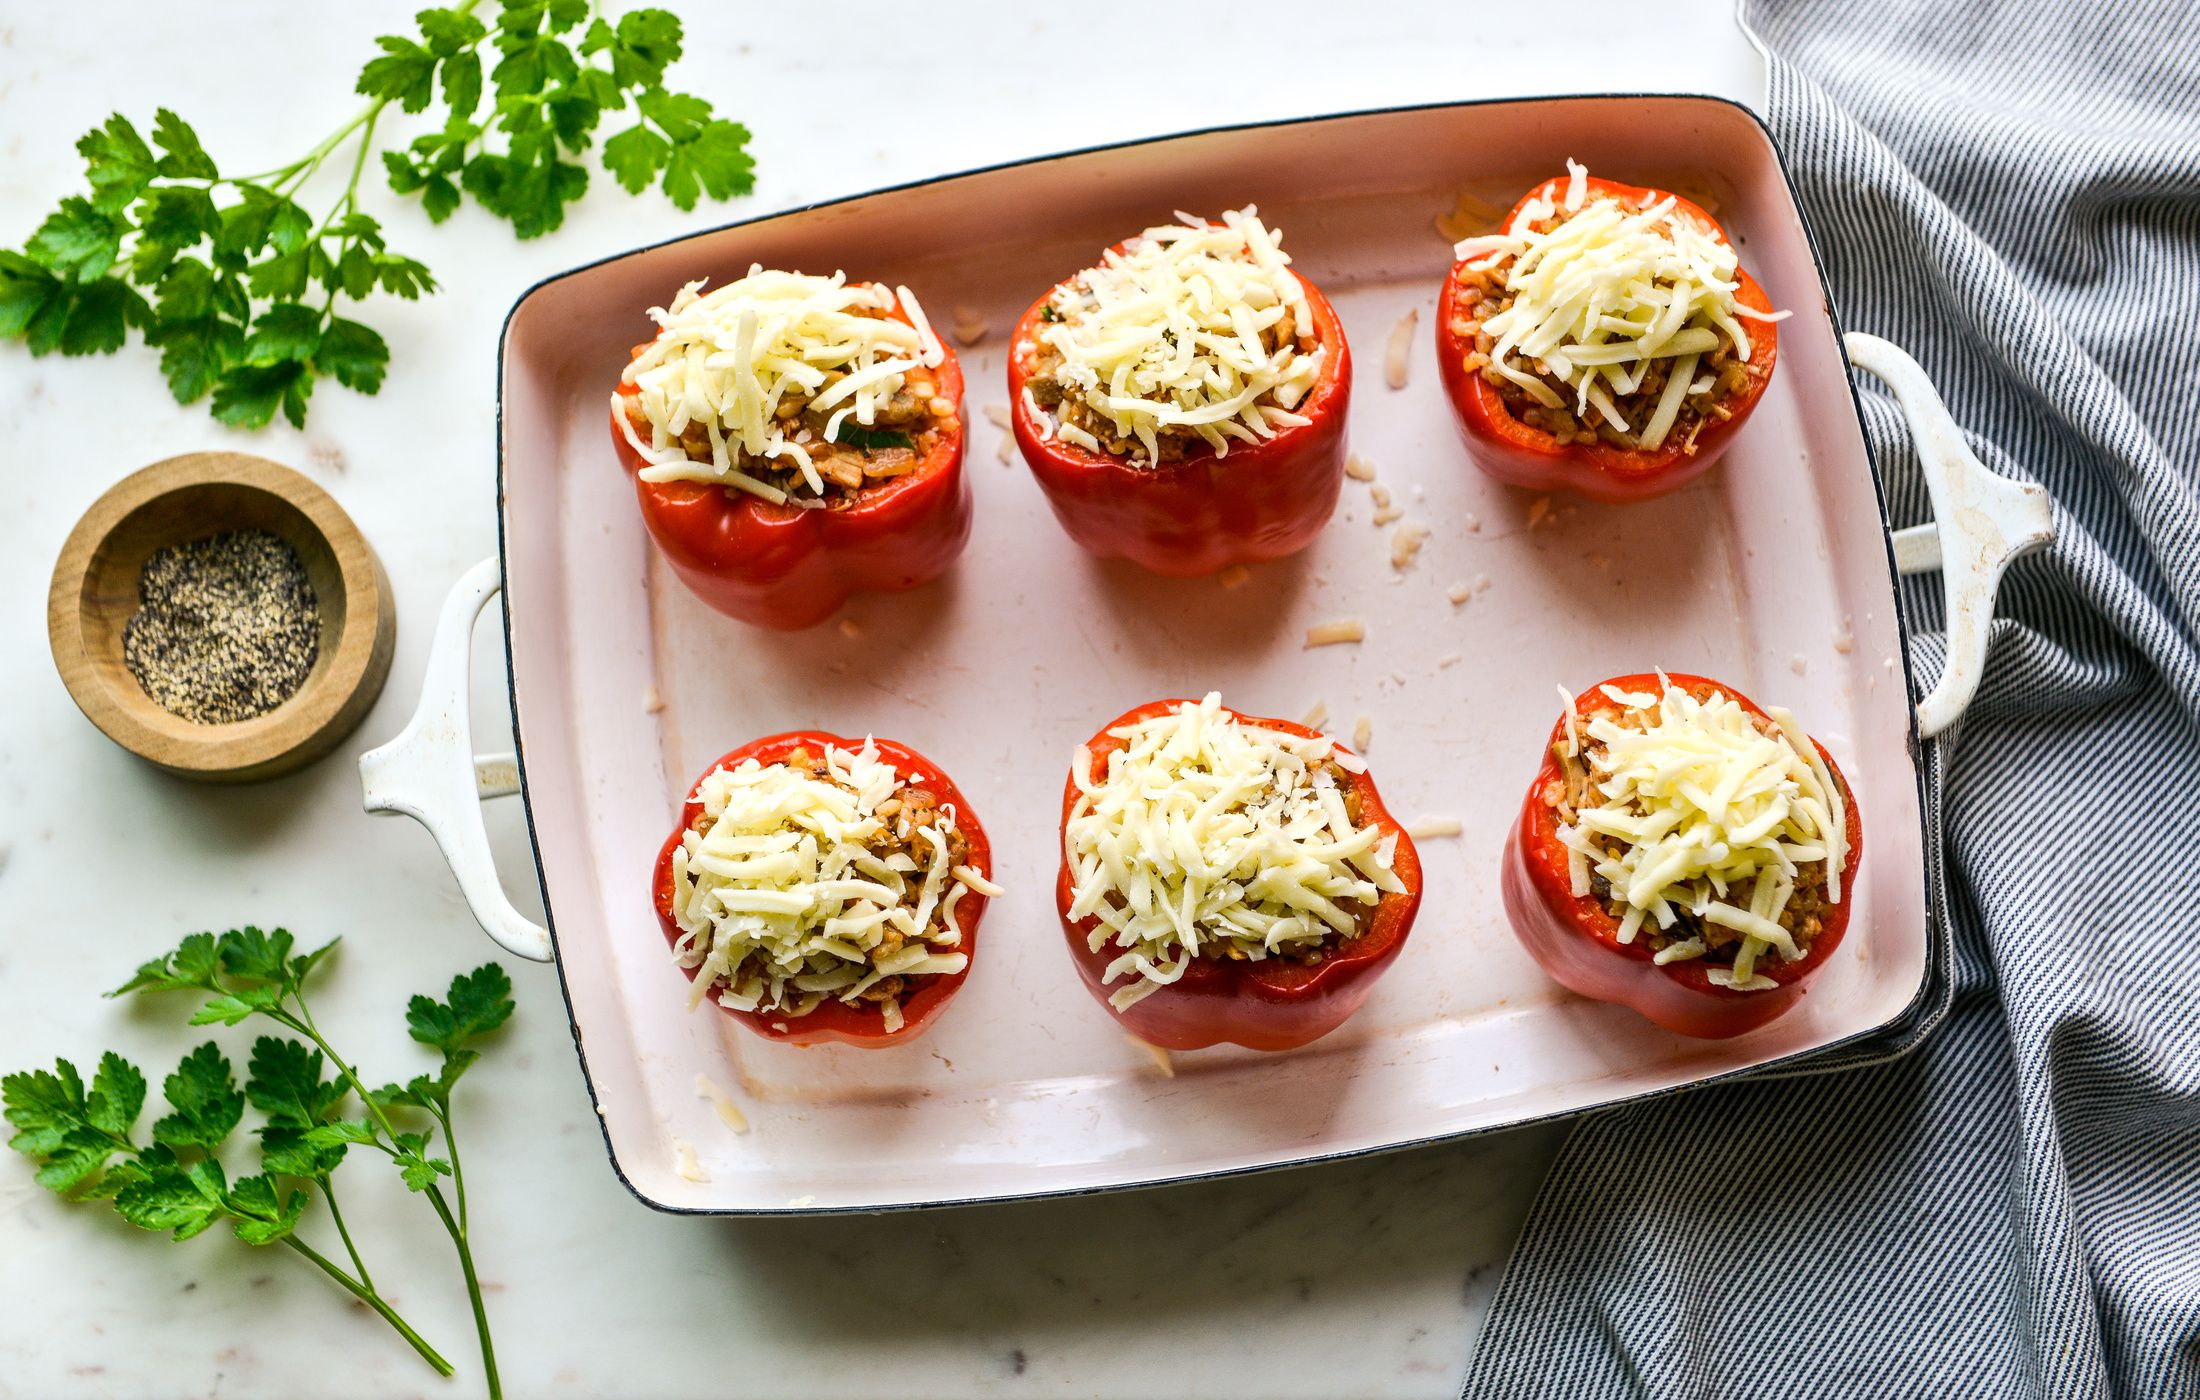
1844, 333, 2054, 739
359, 557, 553, 962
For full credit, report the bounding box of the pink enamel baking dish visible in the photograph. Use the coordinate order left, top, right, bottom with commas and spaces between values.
359, 95, 2050, 1214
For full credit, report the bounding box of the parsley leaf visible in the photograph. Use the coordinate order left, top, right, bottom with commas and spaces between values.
12, 928, 523, 1386
151, 1043, 243, 1151
3, 3, 754, 429
406, 964, 516, 1056
245, 1037, 346, 1129
150, 108, 218, 180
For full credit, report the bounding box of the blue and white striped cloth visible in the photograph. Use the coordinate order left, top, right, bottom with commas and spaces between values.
1460, 1, 2200, 1395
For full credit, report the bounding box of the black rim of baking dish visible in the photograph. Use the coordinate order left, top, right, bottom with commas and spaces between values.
492, 90, 1939, 1218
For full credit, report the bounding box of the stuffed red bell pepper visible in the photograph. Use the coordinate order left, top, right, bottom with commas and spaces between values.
654, 730, 997, 1047
1009, 208, 1352, 577
1503, 672, 1861, 1039
1437, 162, 1785, 504
1056, 693, 1421, 1052
610, 270, 971, 630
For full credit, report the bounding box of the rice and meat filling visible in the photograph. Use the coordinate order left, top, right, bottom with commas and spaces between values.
1025, 298, 1318, 464
1550, 723, 1831, 963
1449, 161, 1783, 455
1064, 695, 1408, 1010
1088, 755, 1376, 967
668, 741, 980, 1025
616, 270, 959, 507
1020, 208, 1327, 466
1541, 682, 1849, 989
1452, 253, 1755, 454
633, 302, 954, 502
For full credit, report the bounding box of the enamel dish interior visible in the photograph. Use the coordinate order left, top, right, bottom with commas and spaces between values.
499, 95, 1927, 1213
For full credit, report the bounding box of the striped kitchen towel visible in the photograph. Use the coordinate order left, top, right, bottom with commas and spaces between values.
1460, 1, 2200, 1396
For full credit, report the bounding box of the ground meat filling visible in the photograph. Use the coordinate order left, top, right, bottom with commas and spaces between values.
1451, 197, 1761, 454
636, 302, 957, 506
687, 745, 970, 1015
1545, 707, 1832, 966
1026, 298, 1318, 463
1155, 756, 1375, 967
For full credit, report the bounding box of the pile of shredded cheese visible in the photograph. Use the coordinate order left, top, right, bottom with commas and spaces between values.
665, 740, 994, 1031
614, 267, 945, 501
1553, 680, 1848, 990
1031, 208, 1325, 463
1063, 693, 1406, 1010
1453, 161, 1787, 449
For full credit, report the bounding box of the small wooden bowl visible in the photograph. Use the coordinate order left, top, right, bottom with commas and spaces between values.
47, 452, 397, 783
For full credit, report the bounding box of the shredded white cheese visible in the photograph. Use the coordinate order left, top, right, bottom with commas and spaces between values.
1453, 160, 1789, 449
1029, 207, 1324, 463
1406, 817, 1462, 840
673, 1138, 710, 1183
1385, 308, 1418, 390
1555, 681, 1848, 985
665, 739, 993, 1020
1064, 694, 1407, 1010
1304, 619, 1365, 648
1390, 521, 1430, 571
616, 268, 931, 496
693, 1073, 750, 1135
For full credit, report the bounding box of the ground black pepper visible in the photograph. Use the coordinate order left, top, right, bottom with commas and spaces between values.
122, 530, 320, 725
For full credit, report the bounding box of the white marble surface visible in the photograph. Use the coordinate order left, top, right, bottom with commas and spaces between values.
0, 4, 1761, 1395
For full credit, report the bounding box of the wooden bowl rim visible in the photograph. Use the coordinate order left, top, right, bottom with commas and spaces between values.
46, 452, 393, 778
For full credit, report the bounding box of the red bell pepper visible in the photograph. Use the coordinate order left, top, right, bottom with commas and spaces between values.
1436, 176, 1779, 504
1007, 261, 1352, 577
654, 731, 991, 1048
1055, 699, 1422, 1052
610, 291, 971, 631
1501, 673, 1862, 1039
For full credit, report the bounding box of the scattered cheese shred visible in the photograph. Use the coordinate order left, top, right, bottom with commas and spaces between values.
1452, 160, 1790, 449
1304, 618, 1366, 648
1352, 715, 1373, 750
1132, 1037, 1176, 1078
1526, 496, 1553, 528
1447, 582, 1472, 606
643, 683, 665, 715
982, 403, 1013, 430
1300, 700, 1329, 730
673, 1138, 710, 1183
616, 269, 930, 496
1218, 563, 1251, 590
837, 618, 861, 638
1064, 694, 1406, 1009
1385, 309, 1418, 390
1557, 682, 1848, 984
1406, 817, 1462, 839
1032, 208, 1322, 462
1344, 453, 1378, 482
1391, 521, 1430, 571
950, 305, 989, 345
694, 1073, 750, 1135
665, 739, 994, 1021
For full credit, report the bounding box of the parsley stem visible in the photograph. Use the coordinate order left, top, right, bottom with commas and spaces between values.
282, 1235, 455, 1377
428, 1188, 502, 1400
319, 1174, 374, 1291
441, 1104, 470, 1233
287, 997, 501, 1399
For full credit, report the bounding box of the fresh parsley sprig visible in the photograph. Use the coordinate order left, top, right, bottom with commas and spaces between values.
0, 1, 754, 430
4, 929, 517, 1397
